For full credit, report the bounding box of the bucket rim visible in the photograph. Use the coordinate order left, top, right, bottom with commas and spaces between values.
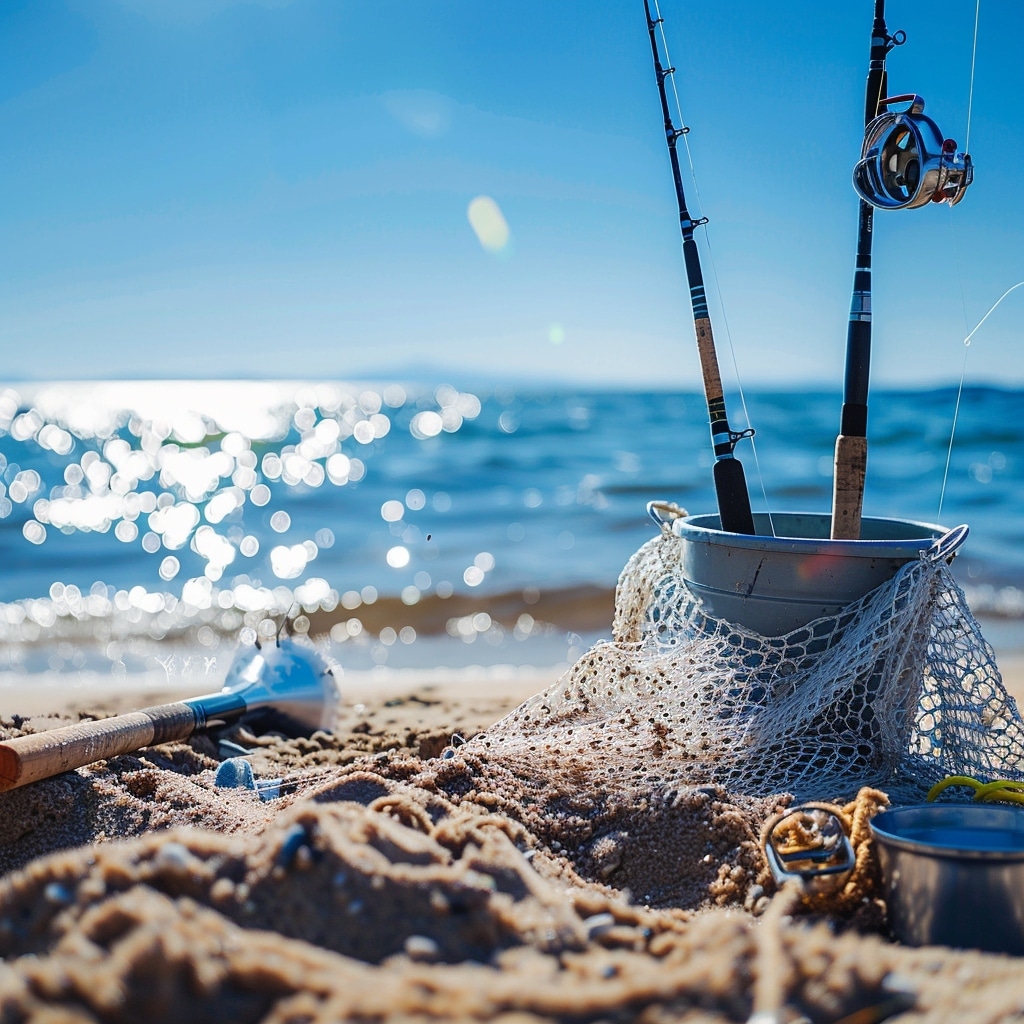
672, 510, 949, 556
871, 803, 1024, 861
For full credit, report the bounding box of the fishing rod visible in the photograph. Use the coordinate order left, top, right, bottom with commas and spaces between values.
0, 638, 337, 791
831, 1, 972, 539
830, 0, 899, 540
643, 0, 756, 536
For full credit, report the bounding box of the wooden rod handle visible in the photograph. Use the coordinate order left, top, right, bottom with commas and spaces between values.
831, 434, 867, 540
0, 703, 198, 791
694, 317, 725, 400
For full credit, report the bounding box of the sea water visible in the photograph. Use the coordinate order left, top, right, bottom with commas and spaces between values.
0, 381, 1020, 695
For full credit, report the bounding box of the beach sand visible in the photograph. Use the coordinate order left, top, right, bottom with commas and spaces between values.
0, 639, 1023, 1022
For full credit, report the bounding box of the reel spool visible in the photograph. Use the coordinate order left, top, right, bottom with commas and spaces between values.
853, 95, 973, 210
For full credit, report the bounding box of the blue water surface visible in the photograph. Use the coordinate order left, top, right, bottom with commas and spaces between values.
0, 381, 1019, 625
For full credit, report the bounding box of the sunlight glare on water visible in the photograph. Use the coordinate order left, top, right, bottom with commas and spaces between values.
0, 380, 487, 651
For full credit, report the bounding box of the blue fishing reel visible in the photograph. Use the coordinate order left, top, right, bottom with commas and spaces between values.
853, 95, 973, 210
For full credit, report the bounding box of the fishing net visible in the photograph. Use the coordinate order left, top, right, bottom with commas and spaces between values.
473, 507, 1024, 802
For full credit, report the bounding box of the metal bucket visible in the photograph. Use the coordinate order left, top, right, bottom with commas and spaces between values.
671, 511, 950, 636
871, 804, 1024, 953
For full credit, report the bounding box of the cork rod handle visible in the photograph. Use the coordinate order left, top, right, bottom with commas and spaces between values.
695, 318, 725, 401
0, 703, 198, 791
831, 434, 867, 540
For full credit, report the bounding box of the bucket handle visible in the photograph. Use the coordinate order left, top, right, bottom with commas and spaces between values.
647, 500, 688, 532
926, 523, 969, 564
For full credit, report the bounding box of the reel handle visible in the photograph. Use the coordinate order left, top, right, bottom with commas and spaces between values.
878, 93, 925, 113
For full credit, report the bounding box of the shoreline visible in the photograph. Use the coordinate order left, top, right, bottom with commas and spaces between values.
2, 574, 1020, 650
1, 607, 1022, 715
3, 630, 1022, 718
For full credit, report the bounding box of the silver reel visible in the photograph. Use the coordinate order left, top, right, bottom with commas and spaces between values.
853, 94, 973, 210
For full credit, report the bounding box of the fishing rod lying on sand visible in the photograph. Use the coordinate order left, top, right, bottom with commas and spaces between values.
831, 0, 972, 539
0, 638, 338, 791
643, 0, 757, 536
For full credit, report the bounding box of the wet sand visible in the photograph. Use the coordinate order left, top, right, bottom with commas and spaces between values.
0, 644, 1022, 1022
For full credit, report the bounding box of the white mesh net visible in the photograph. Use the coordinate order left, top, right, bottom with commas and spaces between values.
474, 512, 1024, 802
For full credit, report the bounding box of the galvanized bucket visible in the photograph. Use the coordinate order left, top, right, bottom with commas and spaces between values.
670, 511, 953, 636
872, 803, 1024, 954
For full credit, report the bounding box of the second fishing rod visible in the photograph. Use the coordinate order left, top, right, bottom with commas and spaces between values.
830, 0, 895, 541
643, 0, 756, 536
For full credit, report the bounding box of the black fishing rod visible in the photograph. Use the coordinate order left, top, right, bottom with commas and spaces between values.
643, 0, 756, 536
832, 2, 973, 539
830, 0, 903, 540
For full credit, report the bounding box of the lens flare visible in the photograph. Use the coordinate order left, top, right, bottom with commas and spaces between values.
467, 196, 511, 253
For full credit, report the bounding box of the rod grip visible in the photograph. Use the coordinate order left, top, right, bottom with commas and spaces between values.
831, 434, 867, 540
713, 458, 757, 535
0, 703, 198, 791
694, 318, 725, 400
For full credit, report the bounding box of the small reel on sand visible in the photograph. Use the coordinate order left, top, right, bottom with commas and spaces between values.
853, 94, 973, 210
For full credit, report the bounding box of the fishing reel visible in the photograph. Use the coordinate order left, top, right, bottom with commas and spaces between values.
853, 95, 973, 210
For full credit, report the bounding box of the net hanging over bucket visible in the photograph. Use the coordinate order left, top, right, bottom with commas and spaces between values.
473, 513, 1024, 803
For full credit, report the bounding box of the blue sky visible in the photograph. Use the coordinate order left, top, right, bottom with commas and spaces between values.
2, 0, 1021, 388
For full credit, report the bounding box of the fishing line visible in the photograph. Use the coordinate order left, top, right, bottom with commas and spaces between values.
937, 335, 970, 525
938, 207, 971, 523
935, 0, 984, 522
948, 211, 972, 336
940, 0, 981, 318
964, 0, 980, 154
652, 1, 775, 533
937, 281, 1024, 521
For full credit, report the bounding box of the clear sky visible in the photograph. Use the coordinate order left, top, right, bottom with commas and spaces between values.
2, 0, 1021, 389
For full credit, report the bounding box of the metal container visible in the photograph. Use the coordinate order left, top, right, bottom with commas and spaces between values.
671, 511, 950, 636
871, 803, 1024, 953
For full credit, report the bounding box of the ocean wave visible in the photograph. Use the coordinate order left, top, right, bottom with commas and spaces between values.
1, 571, 1020, 664
962, 584, 1024, 619
0, 579, 615, 652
